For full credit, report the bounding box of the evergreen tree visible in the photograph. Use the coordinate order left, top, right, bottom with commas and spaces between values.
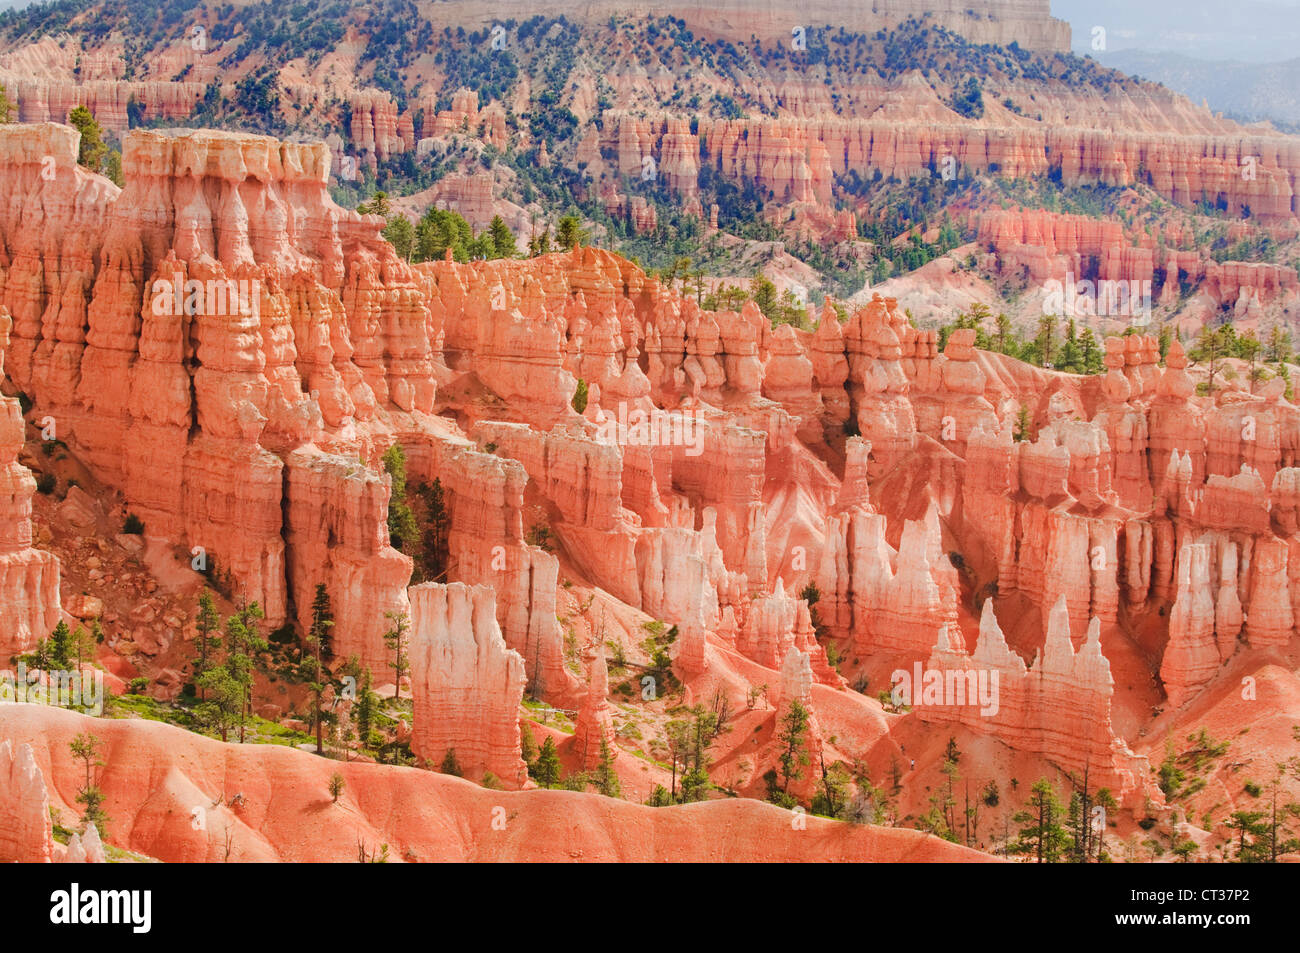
533, 736, 562, 788
776, 700, 811, 795
1227, 810, 1270, 862
0, 84, 12, 123
47, 620, 71, 668
67, 106, 108, 174
414, 207, 473, 262
103, 149, 123, 187
1012, 778, 1072, 863
439, 748, 462, 776
1013, 403, 1032, 442
487, 215, 516, 258
223, 601, 267, 743
1079, 326, 1102, 373
749, 273, 780, 322
995, 312, 1013, 354
383, 444, 419, 554
1153, 323, 1171, 362
420, 479, 450, 582
571, 378, 589, 414
528, 226, 552, 257
1239, 329, 1263, 392
1059, 318, 1083, 371
1192, 322, 1229, 394
69, 732, 108, 837
520, 723, 538, 766
664, 719, 691, 801
679, 706, 718, 803
1035, 314, 1058, 368
193, 590, 222, 699
812, 756, 852, 819
357, 190, 391, 216
593, 737, 622, 798
356, 668, 376, 748
556, 215, 584, 251
382, 610, 410, 699
382, 215, 414, 261
197, 663, 243, 742
1267, 323, 1294, 363
69, 623, 92, 673
1261, 767, 1300, 861
305, 583, 335, 754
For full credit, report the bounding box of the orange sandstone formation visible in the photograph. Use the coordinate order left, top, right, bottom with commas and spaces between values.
408, 582, 528, 788
0, 309, 60, 659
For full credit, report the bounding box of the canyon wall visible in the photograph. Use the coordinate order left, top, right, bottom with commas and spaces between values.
0, 122, 1295, 808
0, 308, 60, 659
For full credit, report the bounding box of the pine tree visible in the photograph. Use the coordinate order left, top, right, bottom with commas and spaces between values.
556, 215, 584, 251
382, 611, 410, 699
356, 668, 376, 748
48, 621, 71, 668
776, 700, 811, 794
223, 601, 267, 743
679, 706, 717, 803
1157, 324, 1173, 362
664, 719, 690, 801
69, 732, 108, 836
69, 624, 91, 673
571, 378, 589, 414
1193, 322, 1228, 394
357, 190, 391, 216
0, 84, 13, 123
1012, 778, 1072, 863
383, 444, 419, 554
995, 313, 1013, 354
67, 106, 108, 174
1013, 403, 1032, 442
439, 748, 462, 776
1080, 326, 1102, 373
421, 479, 450, 582
533, 736, 562, 788
593, 737, 622, 798
520, 723, 538, 766
382, 215, 414, 261
1036, 314, 1057, 368
305, 583, 334, 754
1227, 810, 1269, 862
193, 590, 222, 699
197, 664, 243, 742
488, 215, 516, 258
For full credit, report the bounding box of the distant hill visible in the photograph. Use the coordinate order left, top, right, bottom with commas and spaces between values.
1092, 49, 1300, 132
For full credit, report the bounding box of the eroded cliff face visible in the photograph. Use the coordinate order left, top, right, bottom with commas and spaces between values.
0, 307, 61, 659
4, 121, 1298, 842
408, 582, 528, 787
0, 123, 418, 673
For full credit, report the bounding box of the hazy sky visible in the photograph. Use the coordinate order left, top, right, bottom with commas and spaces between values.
1054, 0, 1300, 62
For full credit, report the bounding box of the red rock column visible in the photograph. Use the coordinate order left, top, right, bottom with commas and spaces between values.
409, 582, 528, 789
0, 739, 53, 863
0, 310, 61, 658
